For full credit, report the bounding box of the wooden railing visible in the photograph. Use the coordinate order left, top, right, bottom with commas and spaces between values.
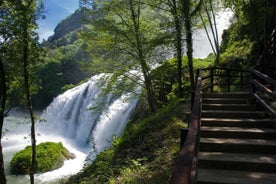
201, 67, 250, 92
170, 67, 251, 184
169, 70, 202, 184
251, 69, 276, 117
255, 28, 276, 79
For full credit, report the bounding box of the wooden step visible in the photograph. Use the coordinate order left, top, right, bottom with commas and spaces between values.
200, 126, 276, 139
201, 118, 276, 128
201, 110, 268, 119
202, 104, 256, 111
197, 91, 276, 184
203, 92, 250, 99
203, 98, 248, 104
197, 169, 276, 184
199, 152, 276, 173
200, 138, 276, 153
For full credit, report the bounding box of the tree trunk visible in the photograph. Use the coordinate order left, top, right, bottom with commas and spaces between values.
0, 57, 7, 184
22, 18, 36, 184
129, 0, 156, 112
0, 3, 5, 183
206, 0, 220, 64
183, 0, 195, 90
172, 0, 184, 98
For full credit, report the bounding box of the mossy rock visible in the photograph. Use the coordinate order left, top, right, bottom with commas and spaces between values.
10, 142, 75, 175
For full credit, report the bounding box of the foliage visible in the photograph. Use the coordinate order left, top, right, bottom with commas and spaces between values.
10, 142, 75, 175
80, 0, 175, 112
151, 56, 212, 105
0, 0, 44, 182
0, 1, 43, 105
219, 21, 256, 68
31, 9, 92, 109
33, 39, 90, 108
221, 0, 276, 64
65, 102, 188, 184
198, 0, 221, 64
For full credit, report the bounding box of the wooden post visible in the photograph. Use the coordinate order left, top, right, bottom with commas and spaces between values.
210, 68, 214, 92
227, 69, 230, 92
240, 71, 244, 91
180, 128, 189, 149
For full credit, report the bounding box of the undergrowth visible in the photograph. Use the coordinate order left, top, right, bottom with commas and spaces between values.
64, 102, 188, 184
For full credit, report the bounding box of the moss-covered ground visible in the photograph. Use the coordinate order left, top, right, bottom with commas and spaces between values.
10, 142, 75, 175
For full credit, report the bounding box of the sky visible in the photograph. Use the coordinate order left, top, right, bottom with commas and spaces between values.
38, 0, 79, 41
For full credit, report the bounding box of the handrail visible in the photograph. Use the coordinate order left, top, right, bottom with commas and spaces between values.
170, 67, 252, 184
170, 70, 202, 184
250, 68, 276, 117
200, 67, 250, 92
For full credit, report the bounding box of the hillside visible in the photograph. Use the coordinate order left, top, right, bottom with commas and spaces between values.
43, 9, 89, 48
33, 9, 92, 109
48, 9, 87, 43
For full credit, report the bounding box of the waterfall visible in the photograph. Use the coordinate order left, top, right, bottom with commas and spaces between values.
40, 73, 139, 154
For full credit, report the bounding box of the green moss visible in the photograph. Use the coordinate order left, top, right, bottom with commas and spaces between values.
10, 142, 75, 175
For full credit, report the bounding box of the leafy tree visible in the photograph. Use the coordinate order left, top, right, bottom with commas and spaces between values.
222, 0, 276, 61
149, 0, 184, 98
0, 56, 7, 184
0, 1, 43, 183
182, 0, 203, 91
81, 0, 168, 112
0, 1, 13, 182
199, 0, 220, 64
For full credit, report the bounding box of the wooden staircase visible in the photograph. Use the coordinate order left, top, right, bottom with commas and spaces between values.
197, 92, 276, 184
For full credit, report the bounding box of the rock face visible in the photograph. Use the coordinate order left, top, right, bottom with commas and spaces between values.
48, 9, 88, 43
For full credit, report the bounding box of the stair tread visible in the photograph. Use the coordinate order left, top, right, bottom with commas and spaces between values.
203, 92, 250, 99
202, 110, 265, 113
197, 92, 276, 183
202, 98, 248, 104
203, 96, 248, 100
201, 126, 276, 133
204, 92, 250, 94
200, 138, 276, 146
201, 110, 268, 119
203, 98, 248, 101
199, 152, 276, 164
203, 103, 253, 106
198, 169, 276, 184
201, 118, 275, 122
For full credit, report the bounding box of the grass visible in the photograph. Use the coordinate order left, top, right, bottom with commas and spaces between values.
64, 102, 189, 184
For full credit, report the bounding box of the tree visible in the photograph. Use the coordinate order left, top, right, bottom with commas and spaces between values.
199, 0, 220, 64
182, 0, 203, 91
222, 0, 276, 66
81, 0, 168, 112
149, 0, 184, 98
0, 1, 11, 182
0, 1, 43, 183
0, 56, 7, 184
169, 0, 183, 98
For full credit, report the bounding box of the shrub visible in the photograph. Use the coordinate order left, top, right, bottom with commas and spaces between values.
10, 142, 75, 175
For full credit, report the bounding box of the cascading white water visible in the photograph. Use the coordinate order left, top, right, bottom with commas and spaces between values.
40, 73, 139, 154
3, 73, 139, 183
